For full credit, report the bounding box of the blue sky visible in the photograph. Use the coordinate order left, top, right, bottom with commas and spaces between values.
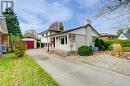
14, 0, 130, 34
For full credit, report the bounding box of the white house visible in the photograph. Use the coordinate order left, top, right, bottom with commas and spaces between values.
48, 21, 100, 53
38, 22, 63, 47
118, 32, 130, 40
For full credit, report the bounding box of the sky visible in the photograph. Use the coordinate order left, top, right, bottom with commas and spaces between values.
2, 0, 130, 34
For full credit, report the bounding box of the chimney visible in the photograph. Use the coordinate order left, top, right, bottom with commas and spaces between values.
84, 19, 92, 25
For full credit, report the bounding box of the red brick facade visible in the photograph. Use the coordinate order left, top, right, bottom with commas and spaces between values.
0, 32, 9, 48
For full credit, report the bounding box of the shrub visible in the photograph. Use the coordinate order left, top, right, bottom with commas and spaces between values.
13, 38, 27, 57
78, 45, 93, 56
111, 44, 123, 56
95, 38, 100, 47
94, 38, 106, 51
108, 45, 113, 51
37, 41, 40, 48
123, 47, 130, 52
104, 40, 130, 48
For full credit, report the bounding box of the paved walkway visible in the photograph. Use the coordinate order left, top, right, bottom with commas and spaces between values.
26, 49, 130, 86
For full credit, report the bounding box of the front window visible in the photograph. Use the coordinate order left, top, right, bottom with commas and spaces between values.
61, 36, 67, 45
61, 37, 64, 45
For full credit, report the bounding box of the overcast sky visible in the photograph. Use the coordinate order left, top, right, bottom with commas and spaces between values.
13, 0, 130, 34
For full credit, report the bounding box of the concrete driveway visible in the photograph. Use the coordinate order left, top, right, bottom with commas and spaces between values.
26, 49, 130, 86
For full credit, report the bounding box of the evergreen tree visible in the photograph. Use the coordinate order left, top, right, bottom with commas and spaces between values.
95, 38, 100, 47
117, 29, 123, 36
59, 22, 64, 30
3, 8, 22, 37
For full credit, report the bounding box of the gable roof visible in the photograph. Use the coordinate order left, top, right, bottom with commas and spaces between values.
48, 24, 100, 37
100, 33, 117, 37
0, 17, 8, 34
124, 32, 130, 39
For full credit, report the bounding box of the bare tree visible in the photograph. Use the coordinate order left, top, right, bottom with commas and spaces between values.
96, 0, 130, 17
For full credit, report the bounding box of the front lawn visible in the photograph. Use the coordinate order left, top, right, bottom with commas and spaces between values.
0, 53, 58, 86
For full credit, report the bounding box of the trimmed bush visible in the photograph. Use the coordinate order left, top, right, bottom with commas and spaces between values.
78, 45, 93, 56
104, 40, 130, 49
13, 38, 27, 57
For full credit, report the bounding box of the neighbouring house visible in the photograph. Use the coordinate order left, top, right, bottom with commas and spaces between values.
38, 22, 63, 47
47, 20, 100, 54
22, 37, 37, 49
118, 32, 130, 40
100, 33, 117, 40
0, 16, 9, 48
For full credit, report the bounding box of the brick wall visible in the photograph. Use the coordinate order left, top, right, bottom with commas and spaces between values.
2, 34, 9, 48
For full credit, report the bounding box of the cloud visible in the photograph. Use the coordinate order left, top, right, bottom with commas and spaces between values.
15, 0, 73, 32
75, 0, 99, 8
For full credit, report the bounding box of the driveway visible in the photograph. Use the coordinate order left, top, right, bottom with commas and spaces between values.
26, 49, 130, 86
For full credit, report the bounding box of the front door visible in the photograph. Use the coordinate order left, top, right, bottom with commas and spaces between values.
53, 37, 55, 47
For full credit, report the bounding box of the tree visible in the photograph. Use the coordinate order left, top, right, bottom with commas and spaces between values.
10, 33, 21, 51
3, 8, 22, 37
95, 38, 100, 47
23, 29, 38, 38
96, 0, 130, 17
127, 28, 130, 33
117, 29, 123, 36
59, 22, 64, 30
95, 38, 106, 51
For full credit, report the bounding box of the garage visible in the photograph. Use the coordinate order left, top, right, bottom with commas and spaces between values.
22, 38, 36, 49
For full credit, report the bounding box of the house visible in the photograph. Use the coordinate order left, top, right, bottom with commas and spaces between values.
38, 22, 63, 47
118, 32, 130, 40
0, 17, 9, 48
22, 37, 37, 49
47, 20, 100, 54
100, 33, 117, 40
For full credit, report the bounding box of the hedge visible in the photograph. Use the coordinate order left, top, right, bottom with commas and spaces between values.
123, 47, 130, 52
104, 40, 130, 49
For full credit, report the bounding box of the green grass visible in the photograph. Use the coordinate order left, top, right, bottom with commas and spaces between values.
0, 53, 58, 86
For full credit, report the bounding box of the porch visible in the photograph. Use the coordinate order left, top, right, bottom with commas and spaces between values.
48, 33, 76, 52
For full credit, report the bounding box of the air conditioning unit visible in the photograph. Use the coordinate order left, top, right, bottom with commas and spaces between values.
0, 45, 6, 53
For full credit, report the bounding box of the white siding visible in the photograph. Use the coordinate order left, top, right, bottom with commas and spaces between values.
75, 35, 86, 50
118, 33, 128, 40
69, 27, 86, 35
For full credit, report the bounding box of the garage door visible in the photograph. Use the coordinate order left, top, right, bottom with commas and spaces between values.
26, 41, 34, 49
